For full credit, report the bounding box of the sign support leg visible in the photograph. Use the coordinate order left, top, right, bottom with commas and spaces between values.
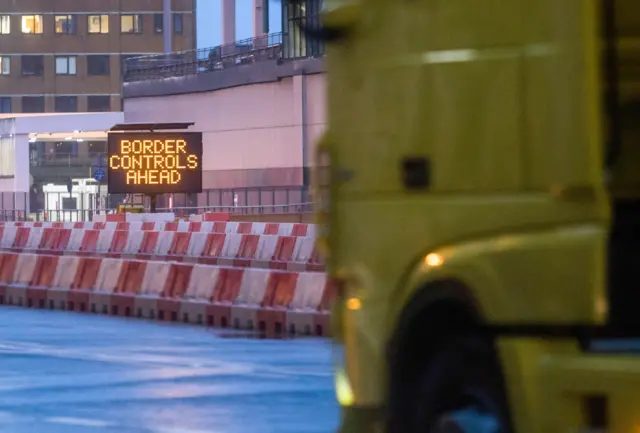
149, 194, 157, 213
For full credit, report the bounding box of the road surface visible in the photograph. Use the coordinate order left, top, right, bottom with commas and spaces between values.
0, 307, 338, 433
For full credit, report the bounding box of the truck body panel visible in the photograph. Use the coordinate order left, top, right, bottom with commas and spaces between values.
320, 0, 640, 431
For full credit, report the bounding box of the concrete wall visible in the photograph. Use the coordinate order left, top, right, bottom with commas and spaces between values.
0, 118, 31, 193
123, 70, 327, 191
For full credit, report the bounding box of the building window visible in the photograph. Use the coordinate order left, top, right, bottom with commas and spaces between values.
87, 95, 111, 112
55, 15, 77, 34
21, 55, 44, 76
88, 141, 107, 156
88, 15, 109, 34
53, 141, 76, 159
154, 14, 182, 34
55, 96, 77, 113
154, 13, 163, 33
283, 0, 325, 59
0, 56, 9, 75
22, 96, 45, 113
0, 15, 10, 34
121, 14, 142, 34
0, 97, 11, 113
87, 55, 110, 75
55, 56, 77, 75
173, 13, 183, 34
21, 15, 43, 34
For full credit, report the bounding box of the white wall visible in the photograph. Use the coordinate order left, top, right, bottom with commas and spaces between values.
123, 73, 327, 189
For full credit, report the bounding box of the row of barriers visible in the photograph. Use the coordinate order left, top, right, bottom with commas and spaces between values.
0, 252, 333, 337
2, 221, 316, 237
0, 227, 324, 271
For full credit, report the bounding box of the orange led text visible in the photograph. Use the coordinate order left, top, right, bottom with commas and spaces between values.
109, 139, 200, 185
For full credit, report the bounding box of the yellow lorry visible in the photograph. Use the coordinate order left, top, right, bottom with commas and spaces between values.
314, 0, 640, 432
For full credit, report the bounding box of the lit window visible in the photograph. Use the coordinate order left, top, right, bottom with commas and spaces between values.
55, 15, 76, 34
21, 15, 43, 34
88, 15, 109, 34
0, 15, 10, 34
55, 56, 77, 75
121, 14, 142, 34
0, 56, 10, 75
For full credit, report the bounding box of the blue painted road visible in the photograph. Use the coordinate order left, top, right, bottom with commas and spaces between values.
0, 307, 339, 433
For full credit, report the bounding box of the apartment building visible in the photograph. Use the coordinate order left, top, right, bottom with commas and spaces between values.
0, 0, 196, 114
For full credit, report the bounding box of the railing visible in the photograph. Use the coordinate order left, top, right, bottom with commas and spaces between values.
123, 32, 285, 83
0, 192, 28, 221
31, 203, 314, 223
30, 152, 106, 167
157, 202, 315, 217
25, 185, 312, 222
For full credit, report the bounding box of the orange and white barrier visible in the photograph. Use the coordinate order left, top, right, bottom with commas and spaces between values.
188, 212, 231, 222
92, 212, 176, 223
2, 221, 316, 237
0, 252, 332, 337
0, 226, 324, 271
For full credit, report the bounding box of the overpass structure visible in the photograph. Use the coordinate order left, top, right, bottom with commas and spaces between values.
222, 0, 269, 45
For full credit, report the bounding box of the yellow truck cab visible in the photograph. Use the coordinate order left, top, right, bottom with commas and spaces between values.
314, 0, 640, 432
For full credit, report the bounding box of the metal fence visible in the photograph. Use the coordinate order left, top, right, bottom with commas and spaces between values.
124, 32, 285, 83
30, 203, 315, 223
126, 185, 314, 217
25, 186, 313, 222
0, 192, 28, 221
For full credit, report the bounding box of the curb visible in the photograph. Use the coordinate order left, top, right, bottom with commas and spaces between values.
0, 288, 331, 338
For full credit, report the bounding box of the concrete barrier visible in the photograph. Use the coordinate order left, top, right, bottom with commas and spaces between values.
0, 252, 332, 337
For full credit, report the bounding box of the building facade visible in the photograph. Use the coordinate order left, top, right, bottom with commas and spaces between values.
118, 0, 328, 214
0, 0, 196, 114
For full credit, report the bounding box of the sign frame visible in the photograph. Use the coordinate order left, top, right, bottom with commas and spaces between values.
107, 131, 204, 195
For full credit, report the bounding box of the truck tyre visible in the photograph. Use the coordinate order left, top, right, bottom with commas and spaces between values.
412, 335, 512, 433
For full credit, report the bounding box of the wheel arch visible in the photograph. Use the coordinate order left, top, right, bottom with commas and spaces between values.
387, 278, 482, 389
385, 278, 513, 433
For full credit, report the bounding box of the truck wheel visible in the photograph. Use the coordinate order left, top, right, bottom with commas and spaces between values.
414, 336, 512, 433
